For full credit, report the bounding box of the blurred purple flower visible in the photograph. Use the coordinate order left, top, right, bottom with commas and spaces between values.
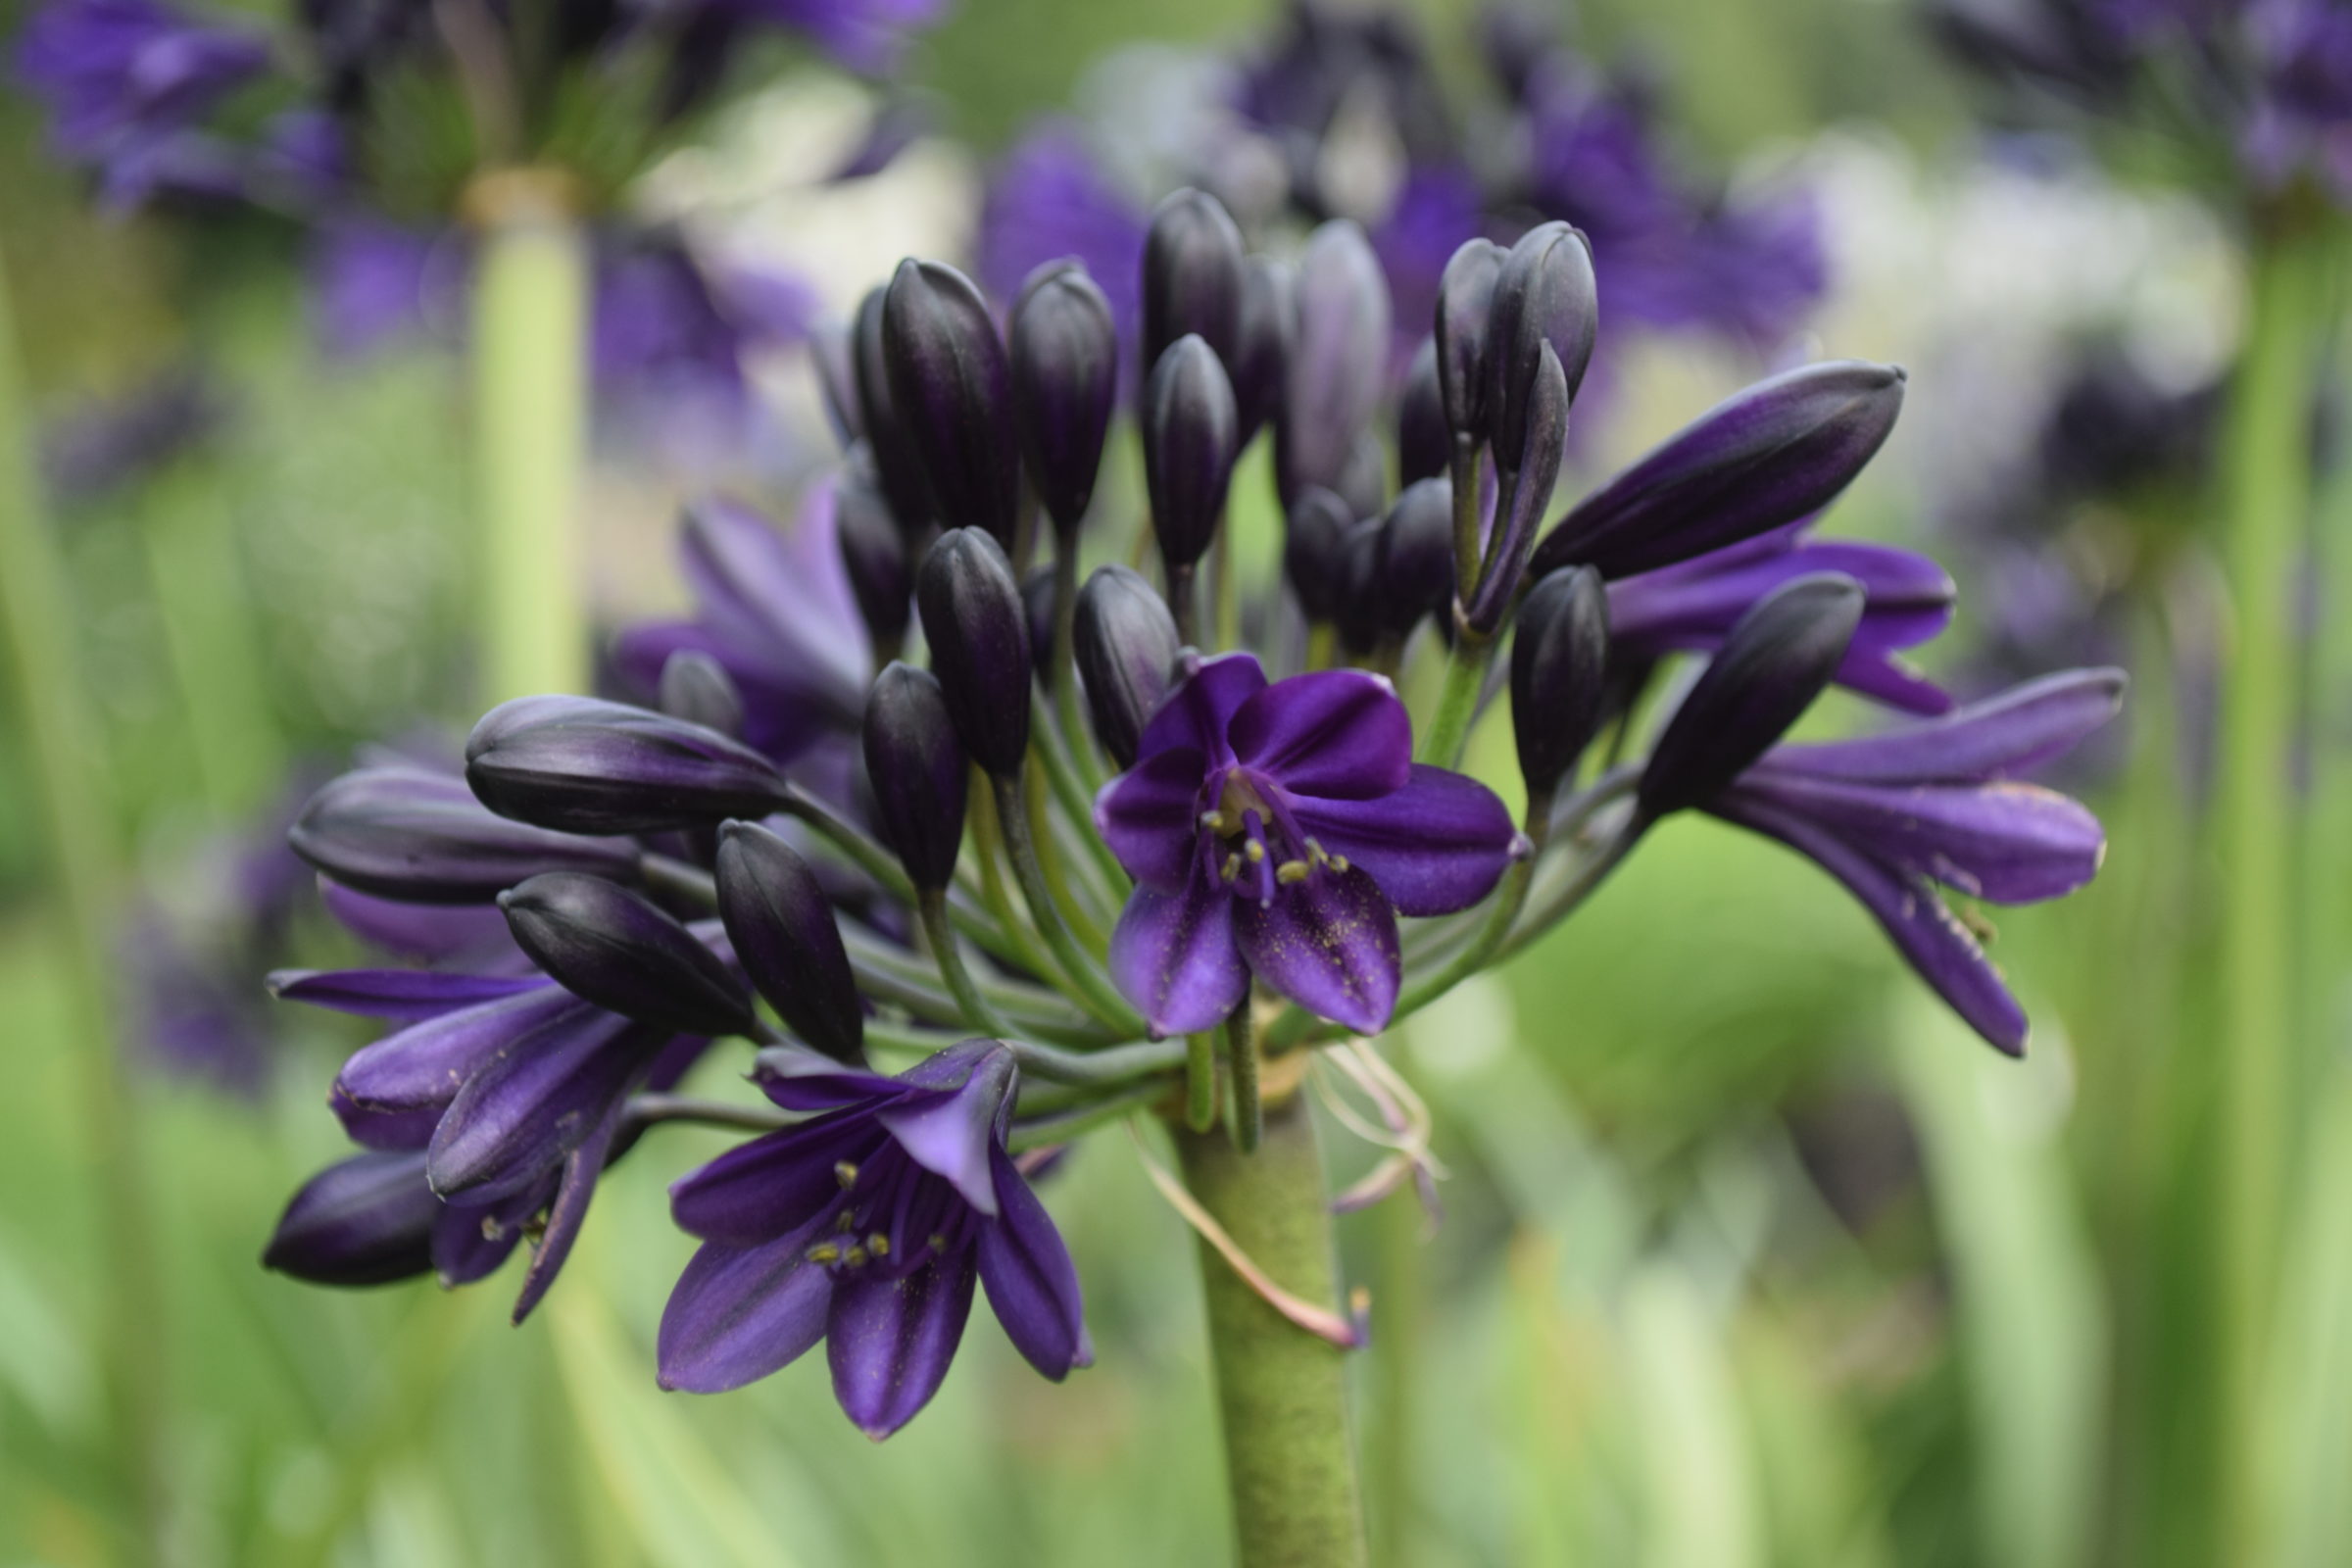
978, 124, 1149, 339
38, 363, 228, 507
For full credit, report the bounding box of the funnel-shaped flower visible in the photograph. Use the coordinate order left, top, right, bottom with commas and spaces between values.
1095, 654, 1522, 1035
1703, 669, 2122, 1054
659, 1039, 1087, 1439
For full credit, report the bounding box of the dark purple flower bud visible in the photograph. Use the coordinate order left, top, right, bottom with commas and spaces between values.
1020, 564, 1059, 690
1277, 220, 1392, 505
883, 258, 1020, 552
811, 317, 862, 448
714, 822, 863, 1064
1144, 335, 1241, 574
1142, 188, 1247, 372
1009, 260, 1118, 537
1398, 338, 1447, 486
1638, 574, 1865, 819
1463, 341, 1570, 635
1436, 238, 1504, 445
1231, 256, 1293, 442
916, 528, 1033, 777
1511, 566, 1612, 802
853, 285, 931, 537
1483, 222, 1596, 472
1333, 517, 1390, 656
289, 765, 640, 905
1377, 477, 1456, 639
659, 649, 745, 739
1335, 431, 1389, 520
1283, 487, 1354, 625
1074, 565, 1182, 769
466, 696, 791, 835
862, 662, 968, 889
1530, 361, 1907, 582
262, 1150, 438, 1287
500, 872, 755, 1038
835, 473, 912, 654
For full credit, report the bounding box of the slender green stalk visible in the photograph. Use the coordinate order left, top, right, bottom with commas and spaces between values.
917, 887, 1015, 1037
625, 1095, 790, 1134
1418, 631, 1494, 768
1213, 523, 1241, 653
1010, 1036, 1187, 1084
0, 260, 167, 1561
1010, 1080, 1170, 1151
1034, 696, 1127, 891
2217, 210, 2337, 1566
775, 782, 1030, 966
469, 170, 590, 702
1023, 747, 1112, 948
139, 483, 281, 814
1174, 1098, 1370, 1568
1225, 995, 1262, 1152
1187, 1033, 1219, 1131
993, 772, 1148, 1032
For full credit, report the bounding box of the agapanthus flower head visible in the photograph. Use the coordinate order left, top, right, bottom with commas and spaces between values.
1097, 654, 1524, 1036
659, 1039, 1087, 1437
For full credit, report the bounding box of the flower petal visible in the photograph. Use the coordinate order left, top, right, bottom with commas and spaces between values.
669, 1114, 884, 1248
511, 1102, 625, 1323
1233, 866, 1400, 1035
425, 1010, 650, 1204
1228, 670, 1412, 800
1287, 765, 1520, 916
1135, 652, 1266, 763
430, 1177, 545, 1287
1108, 874, 1249, 1038
1729, 775, 2105, 904
334, 986, 582, 1115
977, 1146, 1090, 1379
658, 1222, 837, 1394
1767, 668, 2128, 784
878, 1045, 1017, 1216
270, 967, 548, 1022
1709, 790, 2030, 1054
1094, 746, 1208, 891
318, 881, 522, 966
826, 1252, 980, 1439
261, 1150, 438, 1287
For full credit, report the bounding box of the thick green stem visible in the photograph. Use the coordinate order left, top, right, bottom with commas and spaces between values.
1418, 631, 1493, 768
1446, 438, 1483, 598
470, 172, 590, 702
0, 257, 167, 1561
2217, 212, 2337, 1565
1175, 1098, 1369, 1568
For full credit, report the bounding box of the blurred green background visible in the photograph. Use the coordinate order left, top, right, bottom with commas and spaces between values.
0, 0, 2324, 1564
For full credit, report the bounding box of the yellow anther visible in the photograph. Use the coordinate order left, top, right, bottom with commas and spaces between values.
833, 1160, 859, 1189
1276, 859, 1310, 885
1329, 855, 1350, 873
927, 1233, 948, 1252
805, 1242, 842, 1264
835, 1209, 857, 1233
1243, 839, 1265, 863
1221, 852, 1242, 882
867, 1234, 891, 1257
1199, 808, 1229, 834
843, 1245, 868, 1268
1304, 837, 1328, 863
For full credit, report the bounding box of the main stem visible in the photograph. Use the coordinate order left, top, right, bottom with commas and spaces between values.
1175, 1098, 1368, 1568
2216, 209, 2333, 1566
0, 252, 167, 1561
470, 171, 591, 702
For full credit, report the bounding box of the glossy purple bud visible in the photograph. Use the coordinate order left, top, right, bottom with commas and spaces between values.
1377, 477, 1456, 639
1144, 335, 1241, 573
1277, 220, 1392, 506
1333, 516, 1390, 655
1073, 564, 1182, 769
853, 285, 931, 538
1142, 187, 1247, 372
1010, 260, 1118, 537
1282, 486, 1354, 625
1398, 338, 1447, 485
1462, 340, 1570, 635
1020, 564, 1059, 690
1483, 222, 1595, 472
835, 473, 912, 654
1638, 573, 1865, 819
466, 697, 791, 835
1231, 256, 1293, 442
1335, 431, 1389, 520
916, 528, 1032, 777
1511, 566, 1612, 801
658, 649, 745, 739
1530, 362, 1907, 581
714, 822, 863, 1064
811, 317, 862, 448
883, 258, 1020, 552
1436, 238, 1503, 444
500, 872, 755, 1037
863, 662, 968, 888
262, 1151, 438, 1288
289, 765, 640, 904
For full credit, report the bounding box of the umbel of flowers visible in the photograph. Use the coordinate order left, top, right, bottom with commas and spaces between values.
261, 188, 2117, 1554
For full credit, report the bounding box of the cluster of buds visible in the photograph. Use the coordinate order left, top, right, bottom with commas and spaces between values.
261, 184, 2120, 1436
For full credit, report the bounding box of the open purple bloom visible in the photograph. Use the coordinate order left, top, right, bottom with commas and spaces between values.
1610, 522, 1959, 714
612, 488, 872, 765
273, 961, 711, 1318
659, 1039, 1087, 1438
1705, 668, 2122, 1054
1095, 654, 1523, 1036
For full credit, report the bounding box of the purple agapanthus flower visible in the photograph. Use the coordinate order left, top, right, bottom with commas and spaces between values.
612, 485, 872, 765
15, 0, 269, 210
1705, 667, 2121, 1053
658, 1038, 1088, 1437
1095, 654, 1523, 1037
1612, 522, 1960, 713
272, 961, 711, 1318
